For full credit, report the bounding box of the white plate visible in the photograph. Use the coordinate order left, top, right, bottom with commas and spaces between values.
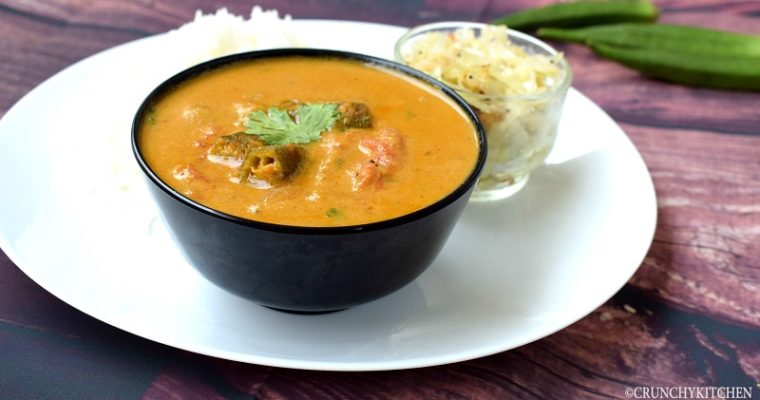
0, 20, 656, 371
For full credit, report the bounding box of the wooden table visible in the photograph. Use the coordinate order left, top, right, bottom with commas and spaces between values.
1, 1, 758, 399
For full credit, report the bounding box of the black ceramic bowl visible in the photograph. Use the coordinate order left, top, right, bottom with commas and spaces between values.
132, 49, 487, 313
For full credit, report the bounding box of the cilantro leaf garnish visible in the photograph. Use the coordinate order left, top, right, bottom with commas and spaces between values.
244, 103, 339, 145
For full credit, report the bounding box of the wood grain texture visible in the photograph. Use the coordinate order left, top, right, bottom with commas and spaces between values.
627, 125, 760, 327
1, 1, 759, 399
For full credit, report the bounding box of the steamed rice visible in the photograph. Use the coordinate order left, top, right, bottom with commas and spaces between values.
152, 7, 303, 78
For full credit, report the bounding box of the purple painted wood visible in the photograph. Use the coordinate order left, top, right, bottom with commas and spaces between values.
1, 1, 759, 399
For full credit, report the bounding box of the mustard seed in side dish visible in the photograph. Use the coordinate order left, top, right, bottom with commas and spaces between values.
396, 22, 572, 201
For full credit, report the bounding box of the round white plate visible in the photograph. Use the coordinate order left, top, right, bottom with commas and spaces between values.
0, 20, 656, 371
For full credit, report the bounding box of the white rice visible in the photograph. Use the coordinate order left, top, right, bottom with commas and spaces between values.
161, 6, 303, 70
134, 6, 305, 84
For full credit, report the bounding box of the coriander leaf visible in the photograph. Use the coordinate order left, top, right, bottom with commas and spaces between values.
244, 109, 292, 144
244, 103, 339, 145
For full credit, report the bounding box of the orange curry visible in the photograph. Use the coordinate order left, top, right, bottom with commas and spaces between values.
139, 57, 479, 226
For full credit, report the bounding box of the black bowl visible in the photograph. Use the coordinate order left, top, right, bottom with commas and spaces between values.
132, 49, 487, 313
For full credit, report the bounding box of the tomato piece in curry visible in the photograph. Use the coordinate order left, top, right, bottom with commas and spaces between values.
138, 57, 479, 227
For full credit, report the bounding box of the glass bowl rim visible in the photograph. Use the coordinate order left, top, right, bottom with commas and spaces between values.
394, 21, 573, 102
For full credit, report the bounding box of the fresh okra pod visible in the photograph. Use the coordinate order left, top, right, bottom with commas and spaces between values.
493, 0, 658, 32
590, 42, 760, 90
539, 23, 760, 57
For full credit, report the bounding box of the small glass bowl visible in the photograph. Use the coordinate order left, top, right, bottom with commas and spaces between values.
395, 21, 572, 201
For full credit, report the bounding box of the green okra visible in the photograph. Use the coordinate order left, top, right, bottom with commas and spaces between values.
209, 132, 264, 160
493, 0, 658, 32
238, 144, 301, 182
539, 23, 760, 57
590, 42, 760, 90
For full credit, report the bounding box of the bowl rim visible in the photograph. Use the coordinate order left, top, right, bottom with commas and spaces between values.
131, 48, 487, 235
394, 21, 573, 102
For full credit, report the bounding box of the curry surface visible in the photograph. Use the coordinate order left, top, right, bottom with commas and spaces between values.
139, 57, 478, 226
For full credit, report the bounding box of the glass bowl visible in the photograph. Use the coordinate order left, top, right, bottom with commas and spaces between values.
395, 21, 572, 201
